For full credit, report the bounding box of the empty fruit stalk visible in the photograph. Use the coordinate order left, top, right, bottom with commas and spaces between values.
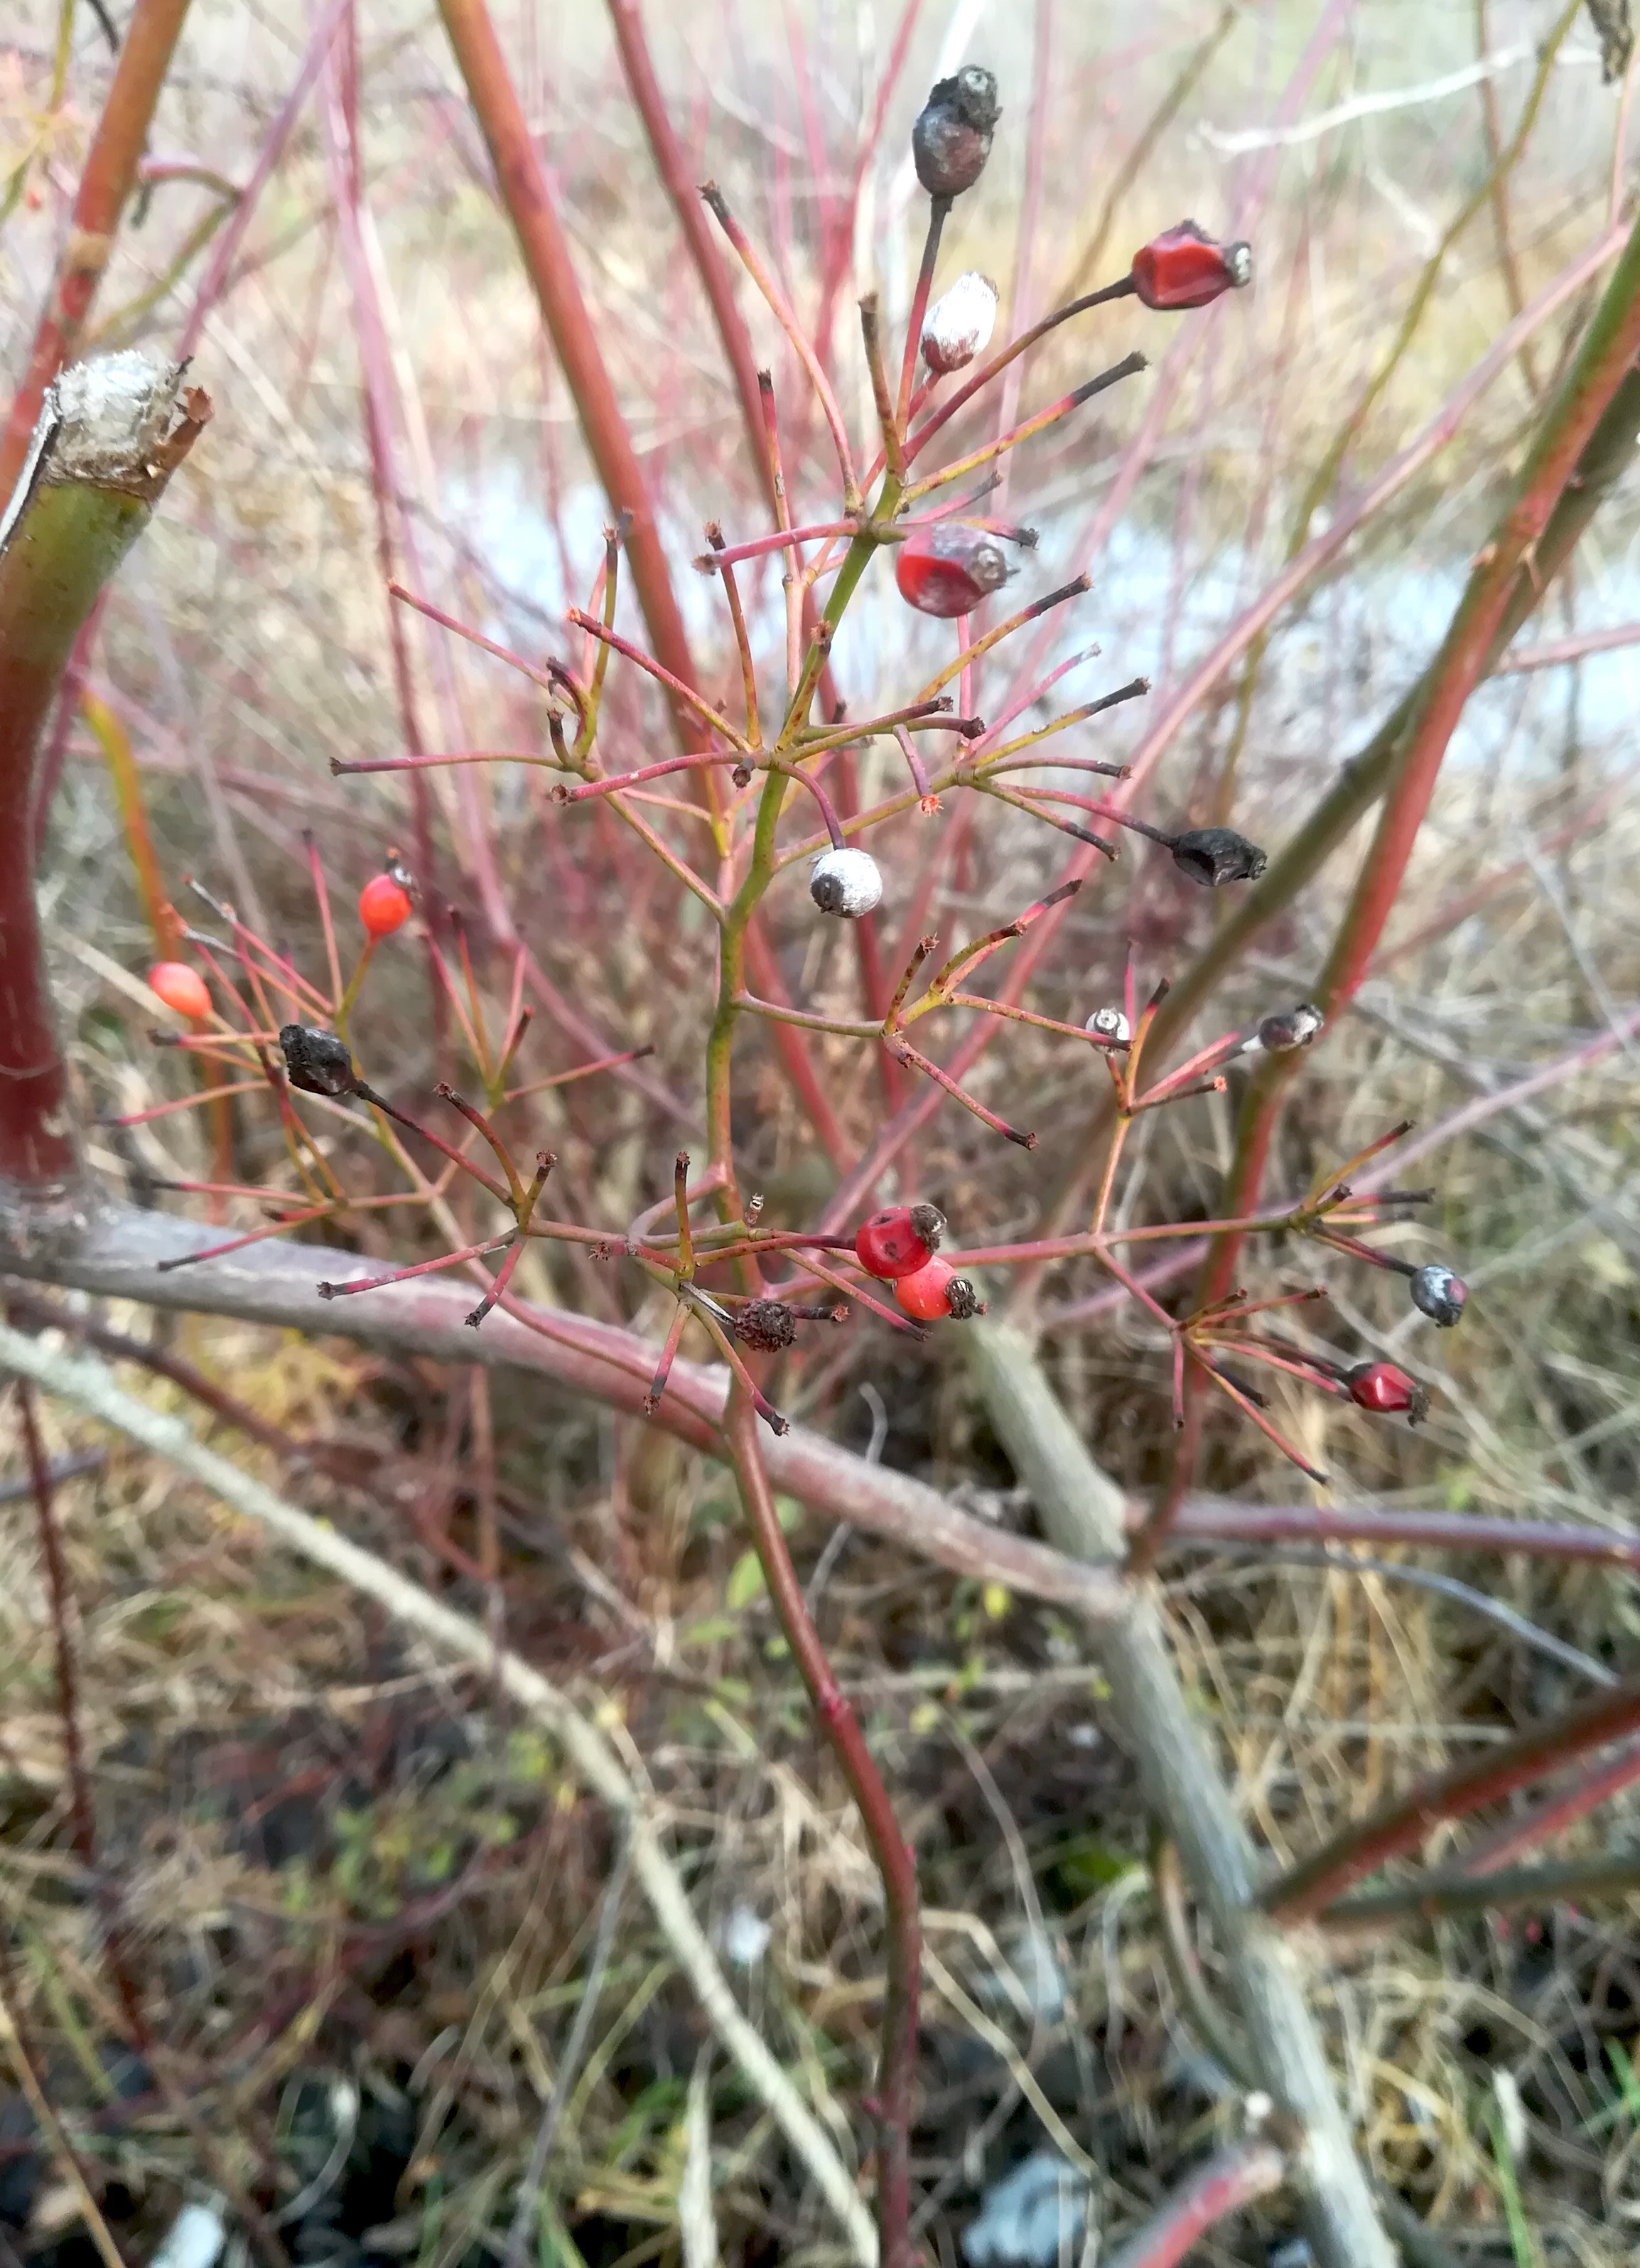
0, 0, 195, 499
0, 354, 207, 1217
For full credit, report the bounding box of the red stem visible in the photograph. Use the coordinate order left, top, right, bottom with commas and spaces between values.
1100, 2141, 1289, 2268
1263, 1673, 1640, 1923
436, 0, 842, 1161
723, 1390, 919, 2268
1154, 1499, 1640, 1569
0, 0, 195, 497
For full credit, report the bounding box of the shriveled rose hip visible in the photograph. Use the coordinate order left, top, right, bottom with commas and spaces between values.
810, 847, 883, 918
912, 68, 1001, 199
1131, 221, 1252, 311
1347, 1360, 1429, 1424
895, 524, 1012, 618
149, 962, 211, 1020
1410, 1264, 1467, 1328
922, 271, 998, 375
855, 1203, 946, 1280
359, 871, 413, 938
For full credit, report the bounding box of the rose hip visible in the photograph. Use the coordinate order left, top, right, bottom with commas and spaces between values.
895, 524, 1012, 618
359, 871, 413, 938
149, 962, 211, 1020
894, 1256, 985, 1321
855, 1203, 946, 1280
1131, 221, 1252, 311
1347, 1360, 1429, 1424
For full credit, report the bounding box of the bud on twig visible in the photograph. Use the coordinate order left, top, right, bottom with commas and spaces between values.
922, 271, 999, 375
912, 68, 1001, 198
811, 847, 884, 918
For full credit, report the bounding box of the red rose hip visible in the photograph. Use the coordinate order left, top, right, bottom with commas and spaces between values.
359, 871, 413, 938
149, 961, 211, 1020
1347, 1361, 1428, 1424
1131, 221, 1251, 311
895, 524, 1012, 618
895, 1257, 985, 1321
854, 1203, 945, 1281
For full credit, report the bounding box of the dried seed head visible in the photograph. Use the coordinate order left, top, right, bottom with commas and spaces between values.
735, 1299, 797, 1353
912, 67, 1001, 198
1085, 1006, 1131, 1045
810, 846, 884, 918
279, 1023, 360, 1098
1170, 827, 1268, 887
944, 1275, 986, 1321
1248, 1001, 1324, 1054
922, 271, 999, 374
1410, 1263, 1467, 1328
1131, 221, 1253, 310
1347, 1360, 1429, 1424
895, 522, 1013, 618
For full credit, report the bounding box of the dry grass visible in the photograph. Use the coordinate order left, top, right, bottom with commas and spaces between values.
4, 1, 1640, 2262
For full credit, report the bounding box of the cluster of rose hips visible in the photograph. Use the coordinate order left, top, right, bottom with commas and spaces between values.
853, 1203, 982, 1321
804, 65, 1253, 929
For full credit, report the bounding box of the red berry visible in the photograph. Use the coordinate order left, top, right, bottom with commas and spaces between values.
1347, 1361, 1428, 1424
895, 525, 1012, 618
893, 1257, 986, 1322
895, 1255, 956, 1319
148, 961, 211, 1020
359, 872, 413, 938
1131, 221, 1251, 311
854, 1203, 945, 1281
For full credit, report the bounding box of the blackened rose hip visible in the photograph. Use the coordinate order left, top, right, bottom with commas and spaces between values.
912, 68, 1001, 198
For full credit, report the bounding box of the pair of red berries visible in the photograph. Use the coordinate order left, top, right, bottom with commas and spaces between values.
853, 1204, 984, 1321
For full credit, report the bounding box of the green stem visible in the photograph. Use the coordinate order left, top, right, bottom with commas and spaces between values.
0, 355, 206, 1222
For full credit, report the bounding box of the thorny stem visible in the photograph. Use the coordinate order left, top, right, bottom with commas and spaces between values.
723, 1390, 919, 2268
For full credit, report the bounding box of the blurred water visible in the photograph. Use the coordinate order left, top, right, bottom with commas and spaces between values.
455, 464, 1640, 800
